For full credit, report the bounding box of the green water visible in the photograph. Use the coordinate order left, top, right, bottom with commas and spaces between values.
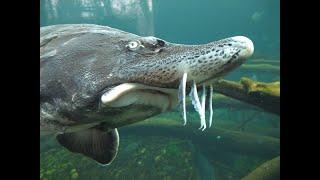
40, 0, 280, 179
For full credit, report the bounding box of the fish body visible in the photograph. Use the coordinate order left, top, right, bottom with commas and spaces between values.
40, 24, 254, 164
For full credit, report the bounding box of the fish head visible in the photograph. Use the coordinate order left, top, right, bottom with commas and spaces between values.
118, 35, 254, 87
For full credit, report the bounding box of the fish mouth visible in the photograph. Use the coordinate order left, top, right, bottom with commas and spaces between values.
100, 83, 179, 112
99, 76, 219, 112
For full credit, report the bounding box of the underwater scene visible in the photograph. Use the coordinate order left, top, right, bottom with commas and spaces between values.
40, 0, 280, 180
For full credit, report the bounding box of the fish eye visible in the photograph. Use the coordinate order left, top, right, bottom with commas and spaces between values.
127, 41, 140, 49
157, 39, 165, 47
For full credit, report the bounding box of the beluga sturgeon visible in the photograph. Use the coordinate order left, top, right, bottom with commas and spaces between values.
40, 24, 254, 165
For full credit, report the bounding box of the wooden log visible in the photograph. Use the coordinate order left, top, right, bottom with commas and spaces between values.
119, 121, 280, 157
204, 78, 280, 115
242, 156, 280, 180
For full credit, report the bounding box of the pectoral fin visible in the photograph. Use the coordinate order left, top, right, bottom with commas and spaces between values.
56, 127, 119, 165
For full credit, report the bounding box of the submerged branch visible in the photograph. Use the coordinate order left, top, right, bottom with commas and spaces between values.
209, 77, 280, 115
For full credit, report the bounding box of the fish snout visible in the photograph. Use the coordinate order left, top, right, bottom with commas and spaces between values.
230, 36, 254, 59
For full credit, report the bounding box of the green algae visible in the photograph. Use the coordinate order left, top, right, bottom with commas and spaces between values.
40, 135, 202, 180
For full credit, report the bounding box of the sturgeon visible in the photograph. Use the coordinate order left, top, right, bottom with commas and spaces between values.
40, 24, 254, 165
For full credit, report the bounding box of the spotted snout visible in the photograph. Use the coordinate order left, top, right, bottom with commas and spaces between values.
120, 35, 254, 88
230, 36, 254, 59
180, 36, 254, 82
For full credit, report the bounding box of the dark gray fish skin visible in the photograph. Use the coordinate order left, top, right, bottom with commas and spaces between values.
40, 24, 253, 165
56, 126, 119, 165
